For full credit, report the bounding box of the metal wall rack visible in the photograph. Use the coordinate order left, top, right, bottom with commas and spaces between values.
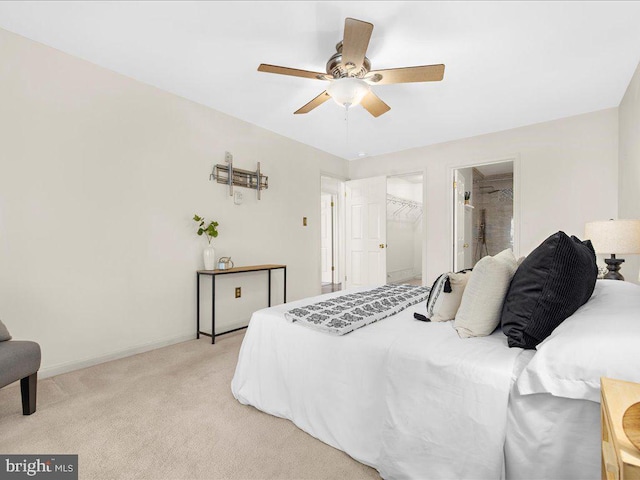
209, 152, 268, 199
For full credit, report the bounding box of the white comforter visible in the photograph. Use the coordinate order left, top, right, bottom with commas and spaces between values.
231, 290, 526, 479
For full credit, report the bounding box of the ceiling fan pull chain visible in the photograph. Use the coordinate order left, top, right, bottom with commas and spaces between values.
345, 105, 350, 148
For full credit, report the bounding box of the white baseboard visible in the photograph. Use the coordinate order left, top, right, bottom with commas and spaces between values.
39, 333, 195, 380
199, 320, 249, 337
387, 268, 420, 284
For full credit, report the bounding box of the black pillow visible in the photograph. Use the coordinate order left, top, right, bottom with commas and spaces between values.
501, 231, 597, 349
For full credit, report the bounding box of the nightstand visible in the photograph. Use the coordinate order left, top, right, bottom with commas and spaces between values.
601, 377, 640, 480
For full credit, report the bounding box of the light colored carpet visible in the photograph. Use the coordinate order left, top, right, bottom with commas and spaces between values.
0, 332, 380, 480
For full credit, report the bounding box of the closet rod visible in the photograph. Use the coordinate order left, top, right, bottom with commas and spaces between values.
386, 194, 422, 208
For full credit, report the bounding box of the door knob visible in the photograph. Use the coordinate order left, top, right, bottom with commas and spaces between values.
463, 243, 469, 248
379, 244, 385, 249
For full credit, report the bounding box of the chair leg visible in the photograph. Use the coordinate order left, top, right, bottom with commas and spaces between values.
20, 372, 37, 415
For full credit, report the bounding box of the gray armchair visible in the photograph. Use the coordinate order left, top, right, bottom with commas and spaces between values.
0, 319, 41, 415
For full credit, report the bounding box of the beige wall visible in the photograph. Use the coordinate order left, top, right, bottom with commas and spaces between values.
350, 108, 619, 284
618, 62, 640, 284
0, 28, 347, 376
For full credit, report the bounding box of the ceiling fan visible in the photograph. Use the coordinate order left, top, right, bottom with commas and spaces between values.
257, 18, 445, 118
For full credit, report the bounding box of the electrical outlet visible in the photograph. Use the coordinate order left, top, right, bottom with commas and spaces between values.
303, 217, 308, 226
235, 287, 241, 298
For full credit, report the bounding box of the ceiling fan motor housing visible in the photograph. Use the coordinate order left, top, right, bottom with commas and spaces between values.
326, 41, 371, 79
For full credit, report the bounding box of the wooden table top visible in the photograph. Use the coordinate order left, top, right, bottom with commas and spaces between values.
197, 264, 286, 275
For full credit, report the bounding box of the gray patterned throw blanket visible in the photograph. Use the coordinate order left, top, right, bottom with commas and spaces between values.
284, 284, 430, 335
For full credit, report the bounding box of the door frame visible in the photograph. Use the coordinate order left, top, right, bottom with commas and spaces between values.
447, 155, 521, 271
453, 169, 467, 272
320, 174, 346, 290
320, 192, 334, 284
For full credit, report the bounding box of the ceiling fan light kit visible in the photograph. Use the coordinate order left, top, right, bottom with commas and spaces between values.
257, 17, 445, 118
327, 78, 370, 108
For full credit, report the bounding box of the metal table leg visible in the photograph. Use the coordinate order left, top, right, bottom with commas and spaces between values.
196, 273, 200, 339
211, 275, 216, 344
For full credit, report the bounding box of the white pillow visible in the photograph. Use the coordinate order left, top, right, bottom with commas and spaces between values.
426, 273, 449, 317
429, 272, 470, 322
516, 280, 640, 402
454, 249, 518, 338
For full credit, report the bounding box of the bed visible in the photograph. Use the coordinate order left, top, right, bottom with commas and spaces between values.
231, 280, 640, 479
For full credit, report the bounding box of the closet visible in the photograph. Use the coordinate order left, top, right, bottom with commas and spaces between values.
386, 175, 423, 285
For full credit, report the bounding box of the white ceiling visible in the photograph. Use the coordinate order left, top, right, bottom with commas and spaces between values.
1, 1, 639, 160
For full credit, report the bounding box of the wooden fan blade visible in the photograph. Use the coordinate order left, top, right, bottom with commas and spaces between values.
258, 64, 327, 80
294, 91, 331, 114
367, 64, 445, 85
360, 91, 390, 118
342, 18, 374, 70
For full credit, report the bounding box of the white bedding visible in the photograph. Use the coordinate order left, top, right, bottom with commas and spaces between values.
516, 280, 640, 402
503, 280, 639, 480
505, 388, 600, 480
231, 290, 527, 479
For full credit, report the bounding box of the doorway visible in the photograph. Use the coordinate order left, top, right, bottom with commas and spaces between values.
321, 176, 344, 294
344, 174, 425, 289
387, 174, 424, 286
453, 160, 516, 271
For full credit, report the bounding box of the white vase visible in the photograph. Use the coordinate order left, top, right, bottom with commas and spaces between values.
203, 244, 216, 270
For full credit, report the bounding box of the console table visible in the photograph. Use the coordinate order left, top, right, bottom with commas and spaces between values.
601, 377, 640, 480
196, 264, 287, 344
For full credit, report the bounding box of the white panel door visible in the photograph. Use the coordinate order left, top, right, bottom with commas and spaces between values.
464, 204, 473, 269
454, 170, 466, 271
320, 194, 332, 284
346, 176, 387, 288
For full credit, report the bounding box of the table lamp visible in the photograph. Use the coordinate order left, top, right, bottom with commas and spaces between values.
584, 219, 640, 280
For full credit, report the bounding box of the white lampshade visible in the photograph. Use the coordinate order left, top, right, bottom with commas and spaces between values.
327, 78, 370, 108
584, 219, 640, 255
